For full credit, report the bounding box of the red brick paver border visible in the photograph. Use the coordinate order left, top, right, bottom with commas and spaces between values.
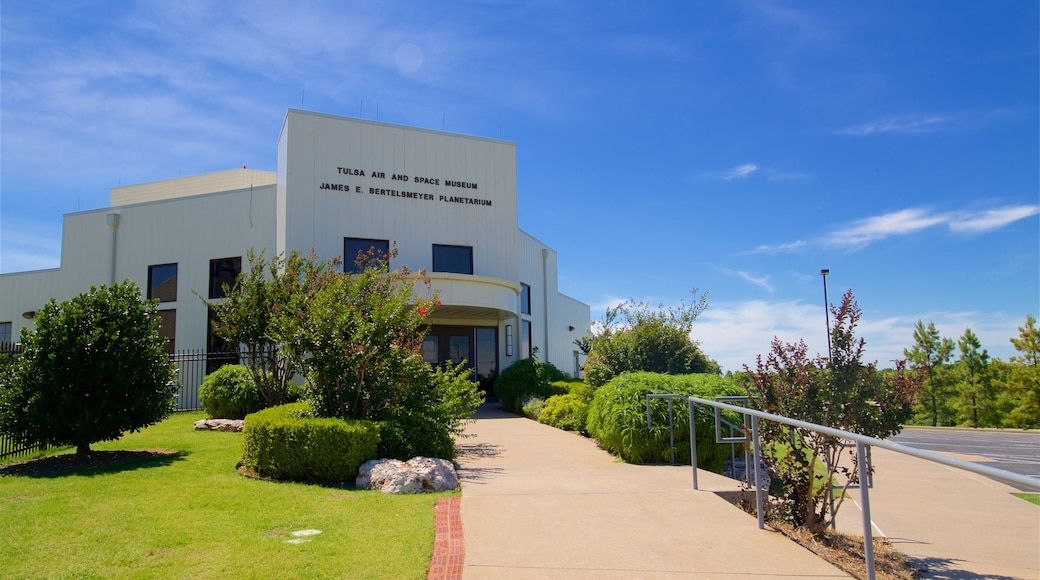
427, 496, 464, 580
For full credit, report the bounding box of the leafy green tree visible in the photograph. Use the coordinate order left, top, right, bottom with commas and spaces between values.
952, 328, 995, 428
1003, 315, 1040, 428
0, 281, 177, 456
204, 249, 306, 407
580, 291, 719, 388
904, 320, 956, 426
745, 290, 920, 534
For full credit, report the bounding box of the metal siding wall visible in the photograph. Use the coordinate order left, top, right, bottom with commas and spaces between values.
281, 110, 518, 280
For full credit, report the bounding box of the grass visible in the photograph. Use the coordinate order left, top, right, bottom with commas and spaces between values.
1012, 492, 1040, 506
0, 412, 448, 579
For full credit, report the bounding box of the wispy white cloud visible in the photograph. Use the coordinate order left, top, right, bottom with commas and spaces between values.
824, 208, 948, 248
751, 240, 808, 255
949, 205, 1040, 234
736, 271, 774, 293
722, 163, 759, 180
749, 204, 1039, 254
838, 114, 953, 136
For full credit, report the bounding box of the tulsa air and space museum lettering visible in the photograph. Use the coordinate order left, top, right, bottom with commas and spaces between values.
319, 166, 492, 207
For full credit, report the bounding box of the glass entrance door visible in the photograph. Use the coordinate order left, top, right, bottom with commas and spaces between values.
425, 325, 498, 398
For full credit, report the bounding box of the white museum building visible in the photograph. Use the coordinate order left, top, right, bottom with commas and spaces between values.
0, 109, 590, 403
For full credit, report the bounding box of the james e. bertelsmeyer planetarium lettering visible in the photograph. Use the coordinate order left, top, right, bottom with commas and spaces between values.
323, 166, 491, 206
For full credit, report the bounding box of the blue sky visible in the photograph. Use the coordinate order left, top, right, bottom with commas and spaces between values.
2, 1, 1037, 372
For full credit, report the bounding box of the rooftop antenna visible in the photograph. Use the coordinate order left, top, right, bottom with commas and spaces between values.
376, 104, 379, 121
301, 89, 305, 109
442, 113, 445, 131
360, 99, 364, 118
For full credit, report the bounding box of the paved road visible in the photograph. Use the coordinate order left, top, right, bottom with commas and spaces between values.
891, 427, 1040, 491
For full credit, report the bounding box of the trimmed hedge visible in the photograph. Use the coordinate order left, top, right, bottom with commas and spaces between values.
376, 413, 455, 461
586, 372, 743, 471
199, 365, 263, 420
241, 403, 379, 483
539, 393, 588, 433
494, 356, 571, 414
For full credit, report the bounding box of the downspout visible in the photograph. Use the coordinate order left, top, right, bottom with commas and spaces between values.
106, 213, 120, 285
541, 249, 550, 361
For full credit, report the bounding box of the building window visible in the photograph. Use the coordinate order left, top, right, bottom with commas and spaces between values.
148, 263, 178, 302
209, 257, 242, 299
0, 321, 12, 345
433, 244, 473, 275
520, 283, 531, 315
521, 320, 532, 359
155, 310, 176, 355
207, 308, 239, 375
573, 350, 581, 378
421, 335, 439, 365
344, 238, 390, 274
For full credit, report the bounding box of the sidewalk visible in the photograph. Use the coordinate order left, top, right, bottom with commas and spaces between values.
455, 404, 849, 579
833, 446, 1040, 579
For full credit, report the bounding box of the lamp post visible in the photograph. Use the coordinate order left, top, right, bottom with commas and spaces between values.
821, 269, 832, 363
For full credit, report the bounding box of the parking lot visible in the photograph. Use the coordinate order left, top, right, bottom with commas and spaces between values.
890, 427, 1040, 491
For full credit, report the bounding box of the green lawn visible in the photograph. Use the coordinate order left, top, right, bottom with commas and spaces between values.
0, 412, 448, 579
1012, 493, 1040, 506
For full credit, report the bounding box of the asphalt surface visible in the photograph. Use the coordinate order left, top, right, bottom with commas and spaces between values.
891, 427, 1040, 491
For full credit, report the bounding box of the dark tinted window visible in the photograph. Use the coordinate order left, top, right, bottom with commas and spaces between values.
520, 283, 531, 315
148, 263, 178, 302
209, 257, 242, 299
433, 244, 473, 275
344, 238, 390, 274
155, 309, 176, 355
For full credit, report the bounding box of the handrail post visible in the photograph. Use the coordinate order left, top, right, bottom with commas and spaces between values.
752, 415, 764, 530
857, 442, 876, 580
689, 399, 699, 490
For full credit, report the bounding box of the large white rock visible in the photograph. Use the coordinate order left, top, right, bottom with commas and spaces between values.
356, 457, 459, 493
193, 419, 244, 432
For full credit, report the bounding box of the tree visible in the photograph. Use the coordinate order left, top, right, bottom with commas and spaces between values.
580, 291, 719, 388
953, 328, 994, 428
1004, 315, 1040, 428
745, 290, 920, 534
0, 281, 177, 456
904, 320, 956, 426
204, 248, 306, 407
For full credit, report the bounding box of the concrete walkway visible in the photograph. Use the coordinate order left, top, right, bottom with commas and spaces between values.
833, 446, 1040, 580
456, 404, 849, 579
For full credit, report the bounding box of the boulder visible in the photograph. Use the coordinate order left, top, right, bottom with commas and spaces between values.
193, 419, 244, 432
356, 457, 459, 493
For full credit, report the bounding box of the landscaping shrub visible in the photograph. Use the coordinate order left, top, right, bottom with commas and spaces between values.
494, 353, 571, 413
522, 396, 546, 420
199, 365, 264, 419
552, 380, 592, 402
376, 414, 455, 461
586, 372, 743, 471
241, 403, 379, 483
539, 393, 588, 433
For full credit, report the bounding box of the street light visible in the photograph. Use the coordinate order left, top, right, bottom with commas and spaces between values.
821, 269, 832, 363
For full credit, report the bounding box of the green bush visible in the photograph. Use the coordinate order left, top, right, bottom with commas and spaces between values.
199, 365, 264, 419
522, 397, 546, 420
552, 380, 592, 402
586, 372, 742, 471
376, 414, 455, 461
241, 403, 379, 482
539, 393, 588, 433
494, 354, 571, 414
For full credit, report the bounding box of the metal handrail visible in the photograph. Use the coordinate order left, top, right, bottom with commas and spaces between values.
647, 394, 1040, 580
